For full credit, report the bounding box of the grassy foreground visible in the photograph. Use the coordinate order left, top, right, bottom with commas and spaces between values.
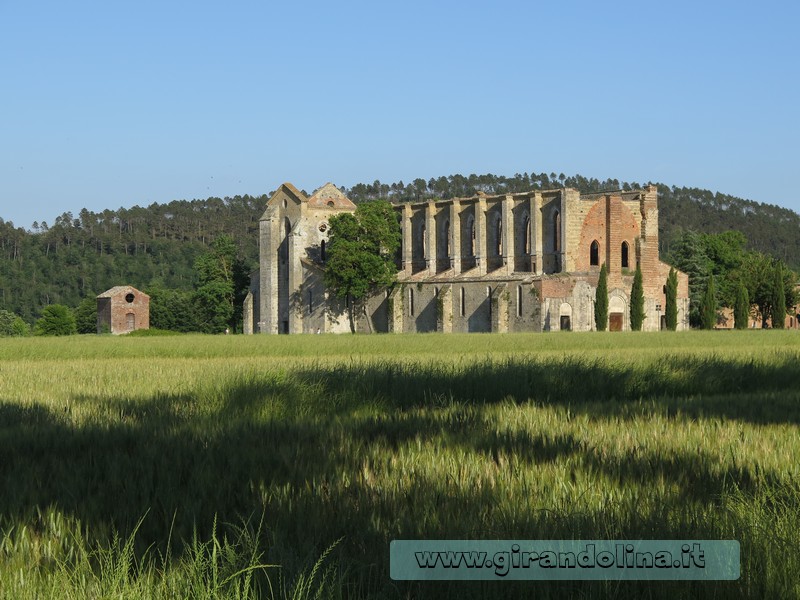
0, 331, 798, 599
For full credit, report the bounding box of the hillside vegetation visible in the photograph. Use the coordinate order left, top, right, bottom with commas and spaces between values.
1, 173, 798, 321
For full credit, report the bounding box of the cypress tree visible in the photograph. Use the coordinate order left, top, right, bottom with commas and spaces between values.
701, 274, 717, 329
733, 282, 750, 330
770, 263, 786, 329
629, 265, 646, 331
595, 263, 608, 331
665, 267, 678, 331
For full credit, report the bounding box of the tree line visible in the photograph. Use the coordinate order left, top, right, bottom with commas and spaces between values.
0, 172, 798, 333
0, 234, 249, 337
668, 230, 796, 328
344, 174, 800, 270
0, 195, 265, 323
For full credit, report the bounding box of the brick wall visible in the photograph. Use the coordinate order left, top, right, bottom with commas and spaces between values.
97, 287, 150, 334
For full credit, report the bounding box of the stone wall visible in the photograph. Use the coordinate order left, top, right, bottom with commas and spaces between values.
248, 182, 690, 334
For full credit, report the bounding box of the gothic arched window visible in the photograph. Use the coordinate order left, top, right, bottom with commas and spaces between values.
553, 210, 561, 252
523, 214, 531, 255
467, 215, 475, 257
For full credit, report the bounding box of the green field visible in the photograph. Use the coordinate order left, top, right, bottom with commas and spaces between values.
0, 331, 798, 599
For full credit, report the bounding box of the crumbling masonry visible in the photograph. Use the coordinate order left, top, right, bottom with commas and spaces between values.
244, 183, 689, 334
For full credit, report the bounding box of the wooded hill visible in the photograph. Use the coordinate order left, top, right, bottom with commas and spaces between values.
1, 173, 798, 322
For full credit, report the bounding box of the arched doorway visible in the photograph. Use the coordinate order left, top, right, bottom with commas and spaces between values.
559, 302, 572, 331
609, 294, 626, 331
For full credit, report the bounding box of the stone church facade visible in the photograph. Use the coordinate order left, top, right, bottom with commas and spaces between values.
244, 182, 689, 334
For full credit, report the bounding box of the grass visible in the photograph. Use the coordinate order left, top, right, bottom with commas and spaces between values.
0, 331, 798, 598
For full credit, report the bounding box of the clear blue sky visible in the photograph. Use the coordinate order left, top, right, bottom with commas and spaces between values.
1, 1, 798, 229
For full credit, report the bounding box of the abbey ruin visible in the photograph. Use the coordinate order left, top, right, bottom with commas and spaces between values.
244, 182, 690, 334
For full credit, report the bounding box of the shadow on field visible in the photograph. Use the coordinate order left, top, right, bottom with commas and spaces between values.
0, 352, 797, 598
296, 353, 800, 425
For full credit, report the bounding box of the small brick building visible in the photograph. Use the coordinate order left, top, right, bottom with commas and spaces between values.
97, 286, 150, 334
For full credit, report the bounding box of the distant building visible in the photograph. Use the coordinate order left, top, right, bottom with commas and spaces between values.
245, 182, 690, 334
717, 287, 800, 329
97, 286, 150, 334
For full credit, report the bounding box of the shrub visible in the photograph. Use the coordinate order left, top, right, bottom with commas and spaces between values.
73, 297, 98, 334
125, 328, 181, 337
0, 310, 30, 337
34, 305, 77, 336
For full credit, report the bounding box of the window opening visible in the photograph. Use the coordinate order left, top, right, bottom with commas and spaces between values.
590, 240, 599, 266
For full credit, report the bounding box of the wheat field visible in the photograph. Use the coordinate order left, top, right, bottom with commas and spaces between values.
0, 331, 798, 599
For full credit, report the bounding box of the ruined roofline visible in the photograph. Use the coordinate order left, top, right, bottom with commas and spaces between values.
264, 182, 307, 207
581, 189, 622, 198
581, 185, 658, 201
259, 182, 308, 221
276, 182, 306, 201
395, 187, 567, 209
